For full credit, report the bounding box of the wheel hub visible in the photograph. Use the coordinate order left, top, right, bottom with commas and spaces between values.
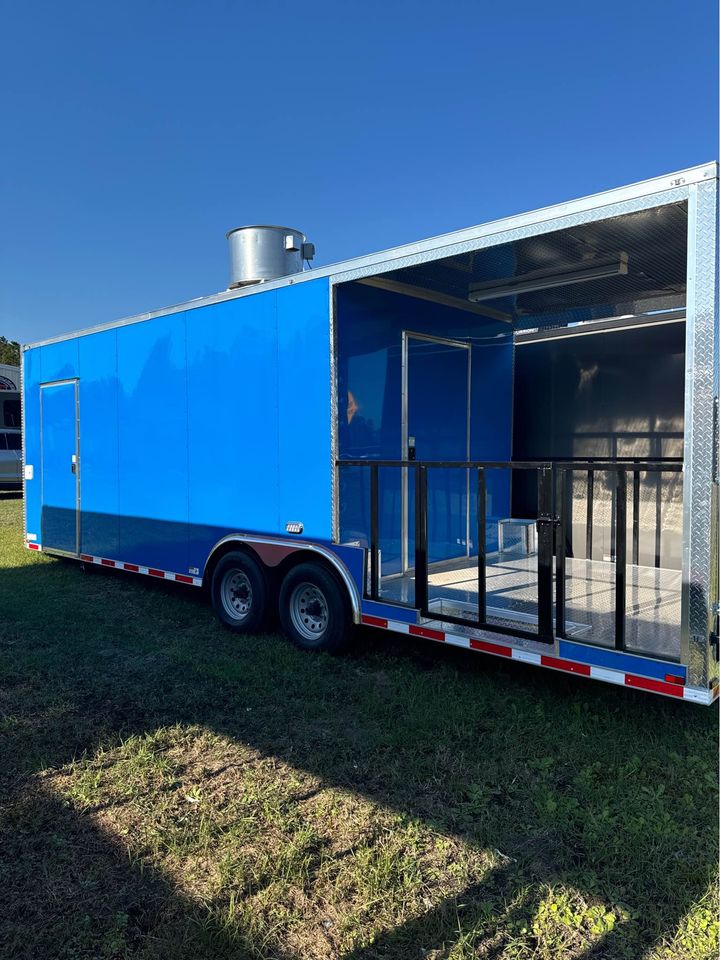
221, 569, 253, 621
290, 582, 329, 640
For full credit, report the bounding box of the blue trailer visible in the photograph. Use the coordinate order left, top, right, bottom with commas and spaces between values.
23, 165, 719, 704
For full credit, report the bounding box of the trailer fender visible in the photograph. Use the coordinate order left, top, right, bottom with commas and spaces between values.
203, 535, 362, 624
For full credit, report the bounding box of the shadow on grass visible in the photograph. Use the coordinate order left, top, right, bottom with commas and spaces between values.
0, 549, 717, 959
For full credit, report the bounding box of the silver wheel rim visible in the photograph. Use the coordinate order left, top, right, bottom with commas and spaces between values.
220, 569, 253, 622
289, 582, 329, 641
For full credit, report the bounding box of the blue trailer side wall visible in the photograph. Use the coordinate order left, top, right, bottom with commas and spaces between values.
23, 277, 333, 575
80, 330, 121, 558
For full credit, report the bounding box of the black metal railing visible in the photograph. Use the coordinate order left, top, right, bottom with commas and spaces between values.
553, 460, 682, 650
338, 458, 683, 652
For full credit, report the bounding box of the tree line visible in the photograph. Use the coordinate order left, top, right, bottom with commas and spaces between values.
0, 337, 20, 366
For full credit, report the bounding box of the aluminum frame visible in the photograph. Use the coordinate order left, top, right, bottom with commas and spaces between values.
681, 178, 719, 687
400, 330, 472, 574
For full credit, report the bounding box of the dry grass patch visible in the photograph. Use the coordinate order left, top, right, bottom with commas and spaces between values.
0, 494, 717, 959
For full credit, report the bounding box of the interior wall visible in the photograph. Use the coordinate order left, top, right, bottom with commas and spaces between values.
336, 281, 514, 565
512, 320, 685, 566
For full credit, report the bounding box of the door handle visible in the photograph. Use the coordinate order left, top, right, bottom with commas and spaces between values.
71, 463, 76, 474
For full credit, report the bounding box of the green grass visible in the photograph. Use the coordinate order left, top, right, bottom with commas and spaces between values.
0, 491, 717, 959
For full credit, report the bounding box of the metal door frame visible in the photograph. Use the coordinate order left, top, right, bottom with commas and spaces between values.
39, 378, 80, 557
401, 331, 472, 574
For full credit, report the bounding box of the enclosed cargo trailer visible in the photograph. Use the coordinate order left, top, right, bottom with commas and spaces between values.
23, 164, 719, 703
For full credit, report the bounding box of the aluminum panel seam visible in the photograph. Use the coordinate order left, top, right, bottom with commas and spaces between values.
23, 166, 714, 351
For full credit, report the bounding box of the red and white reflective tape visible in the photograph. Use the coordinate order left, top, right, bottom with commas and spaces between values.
361, 614, 716, 704
23, 540, 202, 585
78, 553, 203, 586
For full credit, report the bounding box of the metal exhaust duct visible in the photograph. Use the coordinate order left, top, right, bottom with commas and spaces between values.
226, 225, 315, 288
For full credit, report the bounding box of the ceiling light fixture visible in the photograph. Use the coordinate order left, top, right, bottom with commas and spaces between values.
467, 252, 629, 302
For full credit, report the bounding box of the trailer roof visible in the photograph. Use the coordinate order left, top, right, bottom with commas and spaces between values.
24, 162, 717, 350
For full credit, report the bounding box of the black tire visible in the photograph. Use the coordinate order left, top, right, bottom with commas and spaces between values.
279, 562, 352, 653
211, 550, 269, 633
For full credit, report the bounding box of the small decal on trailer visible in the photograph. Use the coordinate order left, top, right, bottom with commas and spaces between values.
24, 465, 33, 480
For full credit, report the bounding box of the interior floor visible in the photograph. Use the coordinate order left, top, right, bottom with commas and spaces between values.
380, 553, 681, 662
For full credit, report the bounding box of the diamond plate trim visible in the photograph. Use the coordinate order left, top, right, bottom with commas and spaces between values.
332, 188, 689, 284
683, 180, 719, 686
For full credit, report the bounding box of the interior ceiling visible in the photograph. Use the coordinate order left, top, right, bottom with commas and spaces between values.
375, 202, 688, 330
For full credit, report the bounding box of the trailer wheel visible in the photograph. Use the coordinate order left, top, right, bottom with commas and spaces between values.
279, 563, 351, 653
211, 551, 269, 633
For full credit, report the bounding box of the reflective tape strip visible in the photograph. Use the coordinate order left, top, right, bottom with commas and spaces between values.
470, 638, 513, 658
26, 542, 41, 551
541, 654, 591, 676
361, 614, 389, 628
76, 553, 202, 586
409, 624, 446, 642
625, 674, 684, 698
361, 614, 704, 701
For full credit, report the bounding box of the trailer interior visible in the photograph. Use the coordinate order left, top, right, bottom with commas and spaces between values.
336, 201, 689, 663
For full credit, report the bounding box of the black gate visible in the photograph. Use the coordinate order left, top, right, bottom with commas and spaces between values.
339, 458, 683, 653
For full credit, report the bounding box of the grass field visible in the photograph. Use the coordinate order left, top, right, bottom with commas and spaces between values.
0, 492, 717, 959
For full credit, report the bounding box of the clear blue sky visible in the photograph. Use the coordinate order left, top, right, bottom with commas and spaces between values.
1, 0, 717, 345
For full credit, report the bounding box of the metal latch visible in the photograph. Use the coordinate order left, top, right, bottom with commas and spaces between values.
71, 454, 77, 474
536, 515, 560, 530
